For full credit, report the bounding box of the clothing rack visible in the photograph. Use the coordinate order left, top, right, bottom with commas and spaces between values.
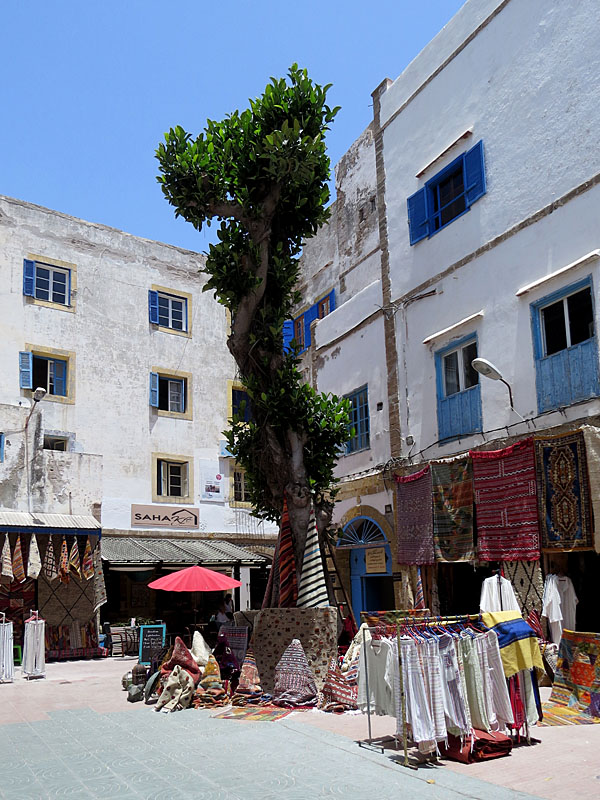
358, 613, 487, 768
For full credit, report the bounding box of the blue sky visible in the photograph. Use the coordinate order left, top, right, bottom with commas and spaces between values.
1, 1, 464, 252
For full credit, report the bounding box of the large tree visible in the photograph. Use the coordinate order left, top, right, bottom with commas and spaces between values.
156, 65, 350, 566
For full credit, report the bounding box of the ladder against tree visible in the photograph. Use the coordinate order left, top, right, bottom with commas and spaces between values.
324, 537, 357, 630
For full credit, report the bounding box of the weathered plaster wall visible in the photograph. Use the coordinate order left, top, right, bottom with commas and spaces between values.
0, 195, 276, 537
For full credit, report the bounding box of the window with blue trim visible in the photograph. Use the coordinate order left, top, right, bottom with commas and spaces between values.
435, 335, 481, 441
407, 140, 486, 244
531, 278, 599, 412
0, 433, 5, 463
18, 352, 68, 397
345, 386, 370, 454
23, 259, 71, 305
150, 373, 186, 413
289, 289, 336, 354
232, 388, 253, 423
148, 290, 188, 332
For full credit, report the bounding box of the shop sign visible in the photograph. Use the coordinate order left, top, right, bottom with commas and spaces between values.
365, 547, 387, 574
130, 504, 199, 529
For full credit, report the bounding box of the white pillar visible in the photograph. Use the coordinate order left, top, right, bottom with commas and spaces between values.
239, 566, 251, 610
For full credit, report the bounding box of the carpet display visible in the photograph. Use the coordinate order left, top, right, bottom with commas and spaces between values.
252, 607, 337, 693
501, 560, 544, 616
471, 438, 540, 561
431, 459, 474, 563
38, 571, 95, 628
218, 624, 248, 666
481, 611, 544, 678
321, 657, 358, 712
548, 630, 600, 718
262, 497, 297, 609
296, 504, 330, 608
272, 638, 318, 707
539, 701, 600, 726
581, 425, 600, 553
535, 430, 594, 551
395, 466, 435, 565
212, 706, 292, 721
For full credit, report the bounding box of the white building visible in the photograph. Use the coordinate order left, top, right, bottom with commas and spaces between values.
0, 194, 273, 643
296, 0, 600, 623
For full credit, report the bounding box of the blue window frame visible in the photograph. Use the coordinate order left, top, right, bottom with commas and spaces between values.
149, 373, 185, 413
148, 290, 188, 331
290, 289, 336, 354
345, 386, 370, 454
407, 140, 486, 244
531, 277, 600, 412
232, 388, 253, 423
435, 334, 481, 441
23, 259, 71, 305
19, 352, 67, 396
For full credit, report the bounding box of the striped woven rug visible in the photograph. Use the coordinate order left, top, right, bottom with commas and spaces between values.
539, 702, 600, 726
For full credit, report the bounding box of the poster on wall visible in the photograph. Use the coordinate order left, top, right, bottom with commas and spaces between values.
365, 547, 387, 574
200, 462, 224, 501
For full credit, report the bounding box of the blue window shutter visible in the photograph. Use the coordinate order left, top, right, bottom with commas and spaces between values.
19, 352, 33, 389
148, 290, 159, 324
464, 140, 486, 206
407, 187, 429, 245
149, 372, 159, 407
53, 360, 67, 397
282, 320, 294, 353
328, 289, 336, 312
0, 433, 4, 463
179, 379, 185, 413
304, 303, 319, 348
23, 259, 35, 297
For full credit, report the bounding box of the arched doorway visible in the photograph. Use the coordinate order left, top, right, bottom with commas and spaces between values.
338, 516, 394, 623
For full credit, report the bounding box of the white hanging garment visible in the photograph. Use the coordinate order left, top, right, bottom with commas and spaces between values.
358, 636, 396, 716
480, 575, 521, 613
542, 574, 578, 643
22, 618, 46, 678
0, 620, 14, 682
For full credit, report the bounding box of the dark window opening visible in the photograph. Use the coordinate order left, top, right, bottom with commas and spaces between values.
158, 377, 184, 413
443, 341, 478, 397
542, 287, 594, 356
43, 436, 68, 451
32, 355, 67, 397
232, 388, 253, 422
432, 166, 466, 231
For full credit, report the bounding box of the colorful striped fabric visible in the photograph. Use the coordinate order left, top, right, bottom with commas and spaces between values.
27, 535, 42, 580
59, 536, 70, 584
272, 638, 318, 707
431, 458, 474, 562
548, 630, 600, 718
395, 466, 435, 565
43, 537, 58, 581
12, 535, 26, 583
277, 498, 297, 608
68, 538, 82, 578
481, 610, 544, 678
82, 537, 94, 580
1, 535, 13, 580
471, 438, 540, 561
413, 566, 425, 609
296, 504, 329, 608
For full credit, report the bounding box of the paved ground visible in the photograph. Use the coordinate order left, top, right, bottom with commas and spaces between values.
0, 658, 598, 799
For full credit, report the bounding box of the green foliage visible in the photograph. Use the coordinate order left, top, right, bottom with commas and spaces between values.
156, 65, 349, 522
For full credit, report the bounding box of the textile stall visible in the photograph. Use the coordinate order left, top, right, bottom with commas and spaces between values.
0, 514, 106, 662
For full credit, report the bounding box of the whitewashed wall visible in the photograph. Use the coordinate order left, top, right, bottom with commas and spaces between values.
377, 0, 600, 457
0, 195, 276, 536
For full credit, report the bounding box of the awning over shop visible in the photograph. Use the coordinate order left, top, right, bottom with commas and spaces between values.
100, 537, 267, 568
0, 511, 101, 537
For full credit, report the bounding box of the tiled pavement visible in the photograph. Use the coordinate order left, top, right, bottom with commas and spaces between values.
0, 705, 543, 800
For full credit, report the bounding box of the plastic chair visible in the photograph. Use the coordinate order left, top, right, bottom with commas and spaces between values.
13, 645, 22, 666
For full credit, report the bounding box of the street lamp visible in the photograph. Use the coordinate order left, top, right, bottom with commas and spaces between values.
471, 358, 514, 409
25, 387, 47, 429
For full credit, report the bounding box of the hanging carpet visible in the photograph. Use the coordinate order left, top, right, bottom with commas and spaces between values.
535, 430, 593, 551
431, 458, 474, 562
481, 611, 544, 678
58, 536, 69, 584
395, 466, 434, 565
501, 560, 544, 616
27, 535, 41, 580
11, 535, 26, 583
81, 537, 94, 580
261, 497, 297, 609
581, 425, 600, 553
68, 538, 82, 579
1, 535, 13, 580
296, 504, 329, 608
471, 438, 540, 561
546, 630, 600, 719
42, 537, 58, 582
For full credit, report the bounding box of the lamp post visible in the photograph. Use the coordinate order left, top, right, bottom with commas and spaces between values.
471, 358, 514, 409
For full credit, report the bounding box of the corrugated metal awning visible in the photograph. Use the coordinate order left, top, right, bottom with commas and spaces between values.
0, 512, 101, 536
100, 537, 266, 567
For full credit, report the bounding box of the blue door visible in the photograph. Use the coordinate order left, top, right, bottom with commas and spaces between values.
339, 516, 393, 623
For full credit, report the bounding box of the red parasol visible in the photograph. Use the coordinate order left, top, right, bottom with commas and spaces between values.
148, 565, 241, 592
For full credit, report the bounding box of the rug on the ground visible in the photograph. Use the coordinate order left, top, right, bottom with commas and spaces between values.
395, 466, 435, 565
547, 629, 600, 718
211, 705, 292, 721
535, 430, 593, 551
431, 458, 474, 563
538, 701, 600, 726
471, 438, 540, 561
